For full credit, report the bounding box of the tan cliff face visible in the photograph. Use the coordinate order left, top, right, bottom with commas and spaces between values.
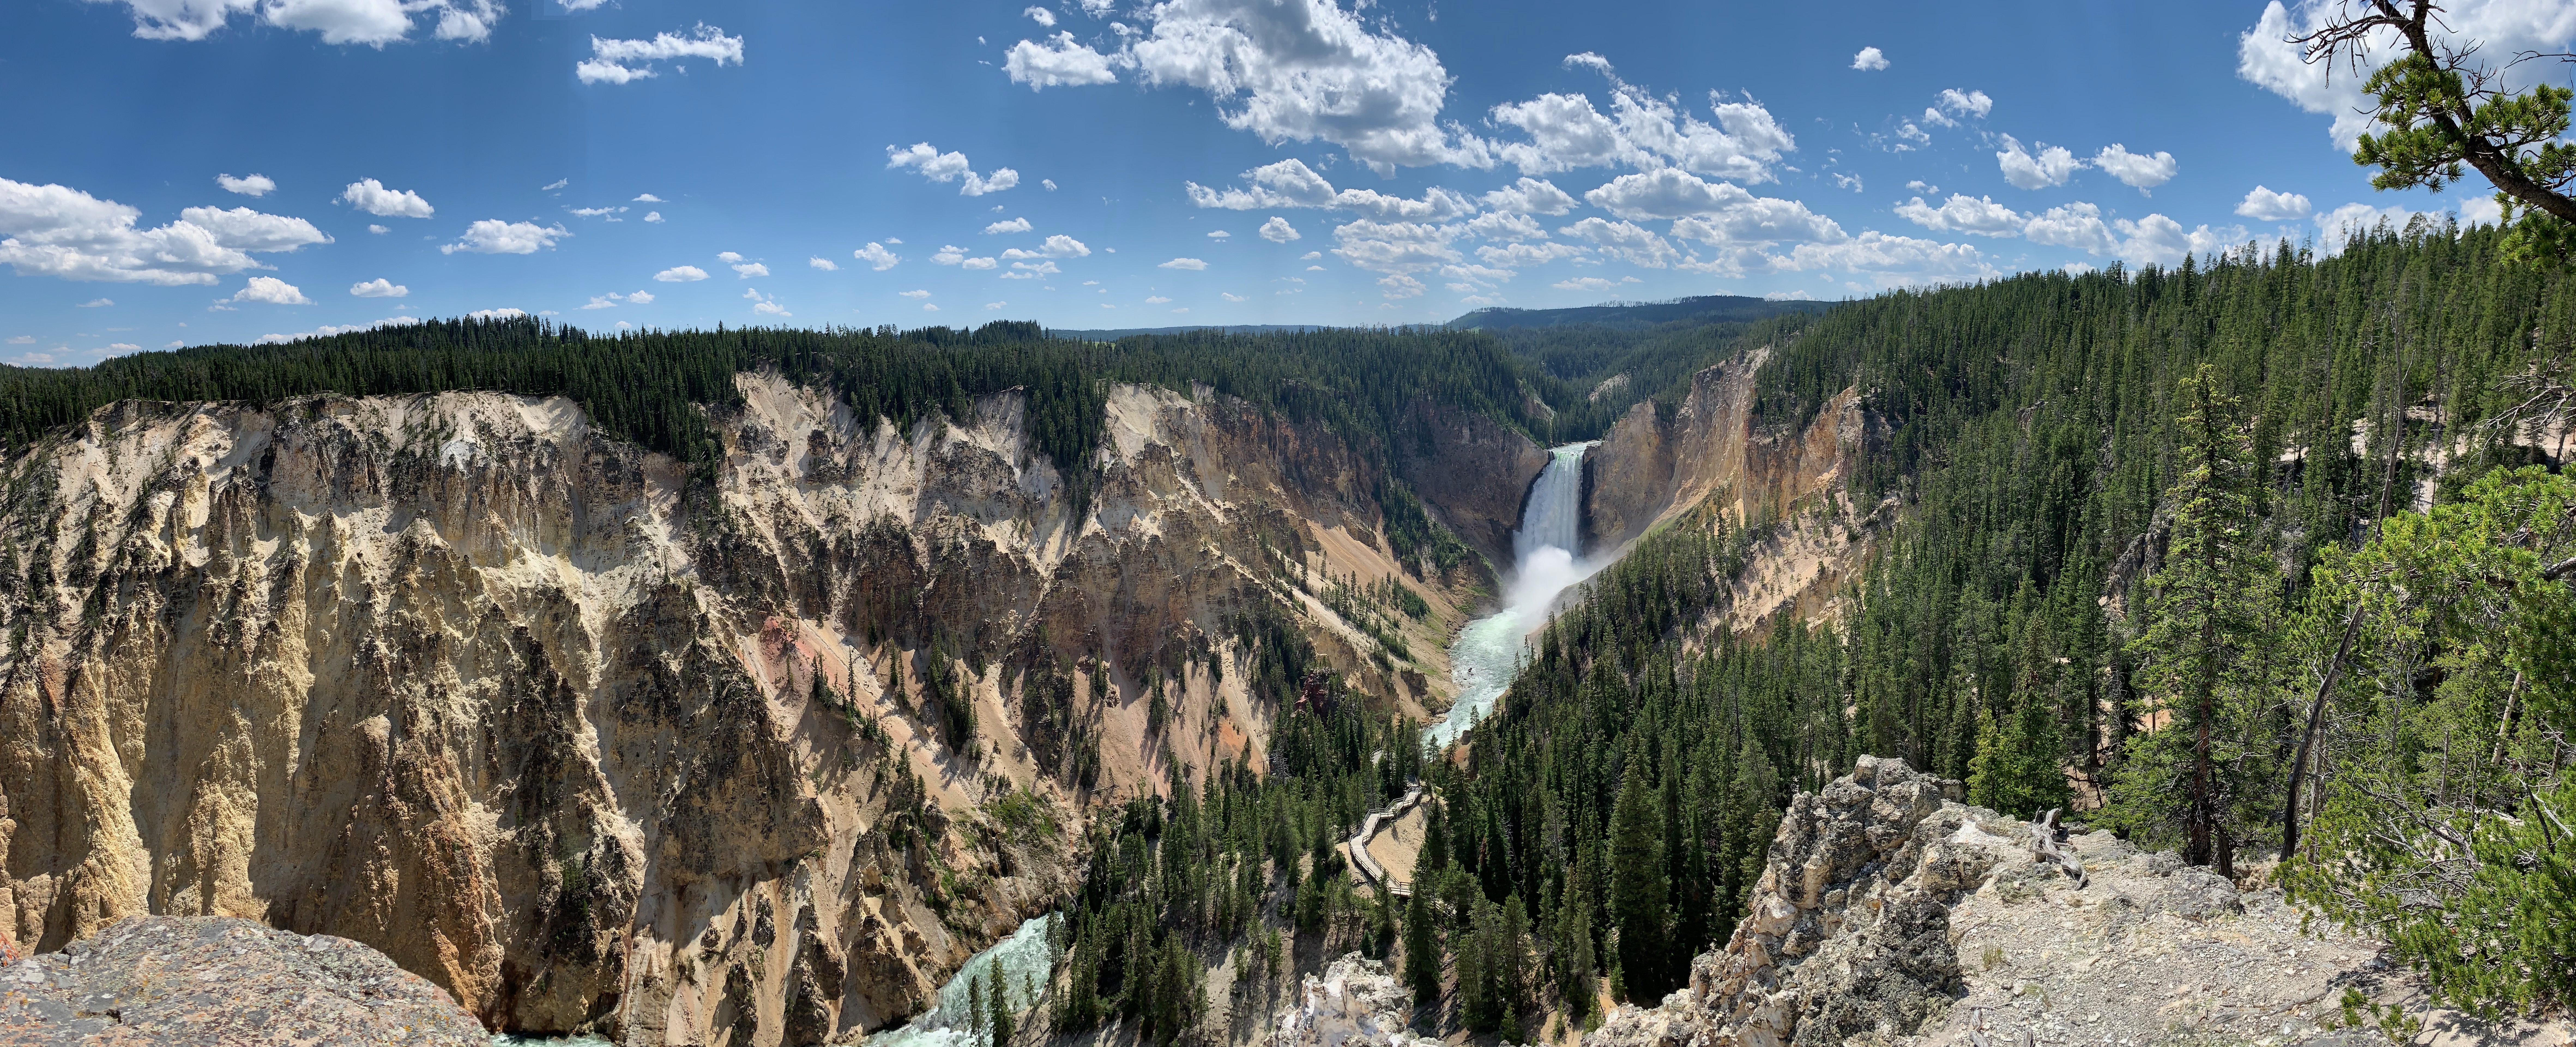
1389, 397, 1551, 570
0, 375, 1516, 1044
1582, 348, 1886, 631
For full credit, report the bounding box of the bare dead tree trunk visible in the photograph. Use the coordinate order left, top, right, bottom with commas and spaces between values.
2280, 311, 2408, 861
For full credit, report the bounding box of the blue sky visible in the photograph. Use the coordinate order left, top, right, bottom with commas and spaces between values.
3, 0, 2569, 363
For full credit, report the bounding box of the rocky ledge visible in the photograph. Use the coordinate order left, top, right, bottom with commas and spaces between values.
1582, 756, 2421, 1047
0, 916, 488, 1046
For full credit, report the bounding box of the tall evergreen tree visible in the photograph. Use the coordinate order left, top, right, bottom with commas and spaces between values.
1605, 757, 1670, 1002
1401, 888, 1441, 1007
987, 957, 1015, 1047
2108, 364, 2277, 874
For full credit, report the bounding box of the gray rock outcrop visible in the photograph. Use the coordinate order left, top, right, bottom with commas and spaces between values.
0, 915, 488, 1045
1586, 756, 2026, 1047
1270, 955, 1438, 1047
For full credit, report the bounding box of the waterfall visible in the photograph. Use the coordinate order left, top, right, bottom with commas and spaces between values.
1513, 444, 1587, 564
1430, 442, 1596, 748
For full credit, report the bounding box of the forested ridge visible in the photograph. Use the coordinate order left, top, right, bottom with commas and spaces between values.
1411, 219, 2576, 1032
0, 318, 1561, 573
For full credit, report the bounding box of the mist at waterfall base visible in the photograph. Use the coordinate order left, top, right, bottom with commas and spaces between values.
1429, 443, 1600, 750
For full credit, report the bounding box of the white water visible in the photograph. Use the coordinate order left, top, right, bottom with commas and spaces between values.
867, 913, 1059, 1047
1428, 442, 1598, 750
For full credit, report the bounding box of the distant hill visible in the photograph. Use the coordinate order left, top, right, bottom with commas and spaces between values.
1051, 324, 1331, 340
1445, 294, 1834, 331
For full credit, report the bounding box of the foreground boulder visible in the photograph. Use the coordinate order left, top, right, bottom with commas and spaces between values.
1271, 955, 1437, 1047
0, 915, 488, 1045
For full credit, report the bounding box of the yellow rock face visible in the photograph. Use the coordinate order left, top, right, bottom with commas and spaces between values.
0, 375, 1533, 1044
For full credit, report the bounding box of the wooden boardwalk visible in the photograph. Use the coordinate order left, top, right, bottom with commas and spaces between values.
1343, 782, 1424, 898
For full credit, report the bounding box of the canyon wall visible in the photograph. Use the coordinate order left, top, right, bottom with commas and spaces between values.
1582, 348, 1887, 630
0, 375, 1523, 1044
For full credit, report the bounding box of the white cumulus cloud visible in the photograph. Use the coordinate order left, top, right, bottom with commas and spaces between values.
217, 173, 275, 197
654, 265, 710, 282
1481, 177, 1579, 216
2093, 144, 2177, 193
579, 23, 744, 84
1005, 31, 1119, 88
855, 242, 901, 270
349, 277, 407, 297
1184, 158, 1473, 221
441, 219, 567, 255
230, 275, 312, 305
0, 177, 325, 285
2235, 185, 2313, 222
886, 143, 1020, 196
732, 262, 769, 278
1001, 234, 1090, 259
1258, 216, 1300, 242
985, 217, 1034, 234
1935, 88, 1992, 119
176, 206, 331, 251
1558, 217, 1678, 268
1476, 241, 1582, 267
1331, 220, 1459, 274
1158, 257, 1208, 270
95, 0, 505, 46
1490, 57, 1792, 183
1020, 0, 1492, 172
1851, 46, 1888, 71
810, 257, 840, 271
1894, 194, 2024, 237
1997, 135, 2082, 190
341, 178, 433, 218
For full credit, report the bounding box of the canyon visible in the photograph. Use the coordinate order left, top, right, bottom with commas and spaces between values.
0, 346, 1874, 1045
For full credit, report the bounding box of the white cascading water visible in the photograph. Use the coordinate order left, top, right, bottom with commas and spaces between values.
1428, 442, 1598, 749
858, 914, 1058, 1047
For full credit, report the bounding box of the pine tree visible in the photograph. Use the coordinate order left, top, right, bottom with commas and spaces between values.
1458, 896, 1500, 1033
1966, 691, 2070, 819
1499, 894, 1531, 1027
1402, 888, 1441, 1006
1605, 757, 1670, 1003
2109, 364, 2277, 874
988, 957, 1015, 1047
1555, 903, 1596, 1027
